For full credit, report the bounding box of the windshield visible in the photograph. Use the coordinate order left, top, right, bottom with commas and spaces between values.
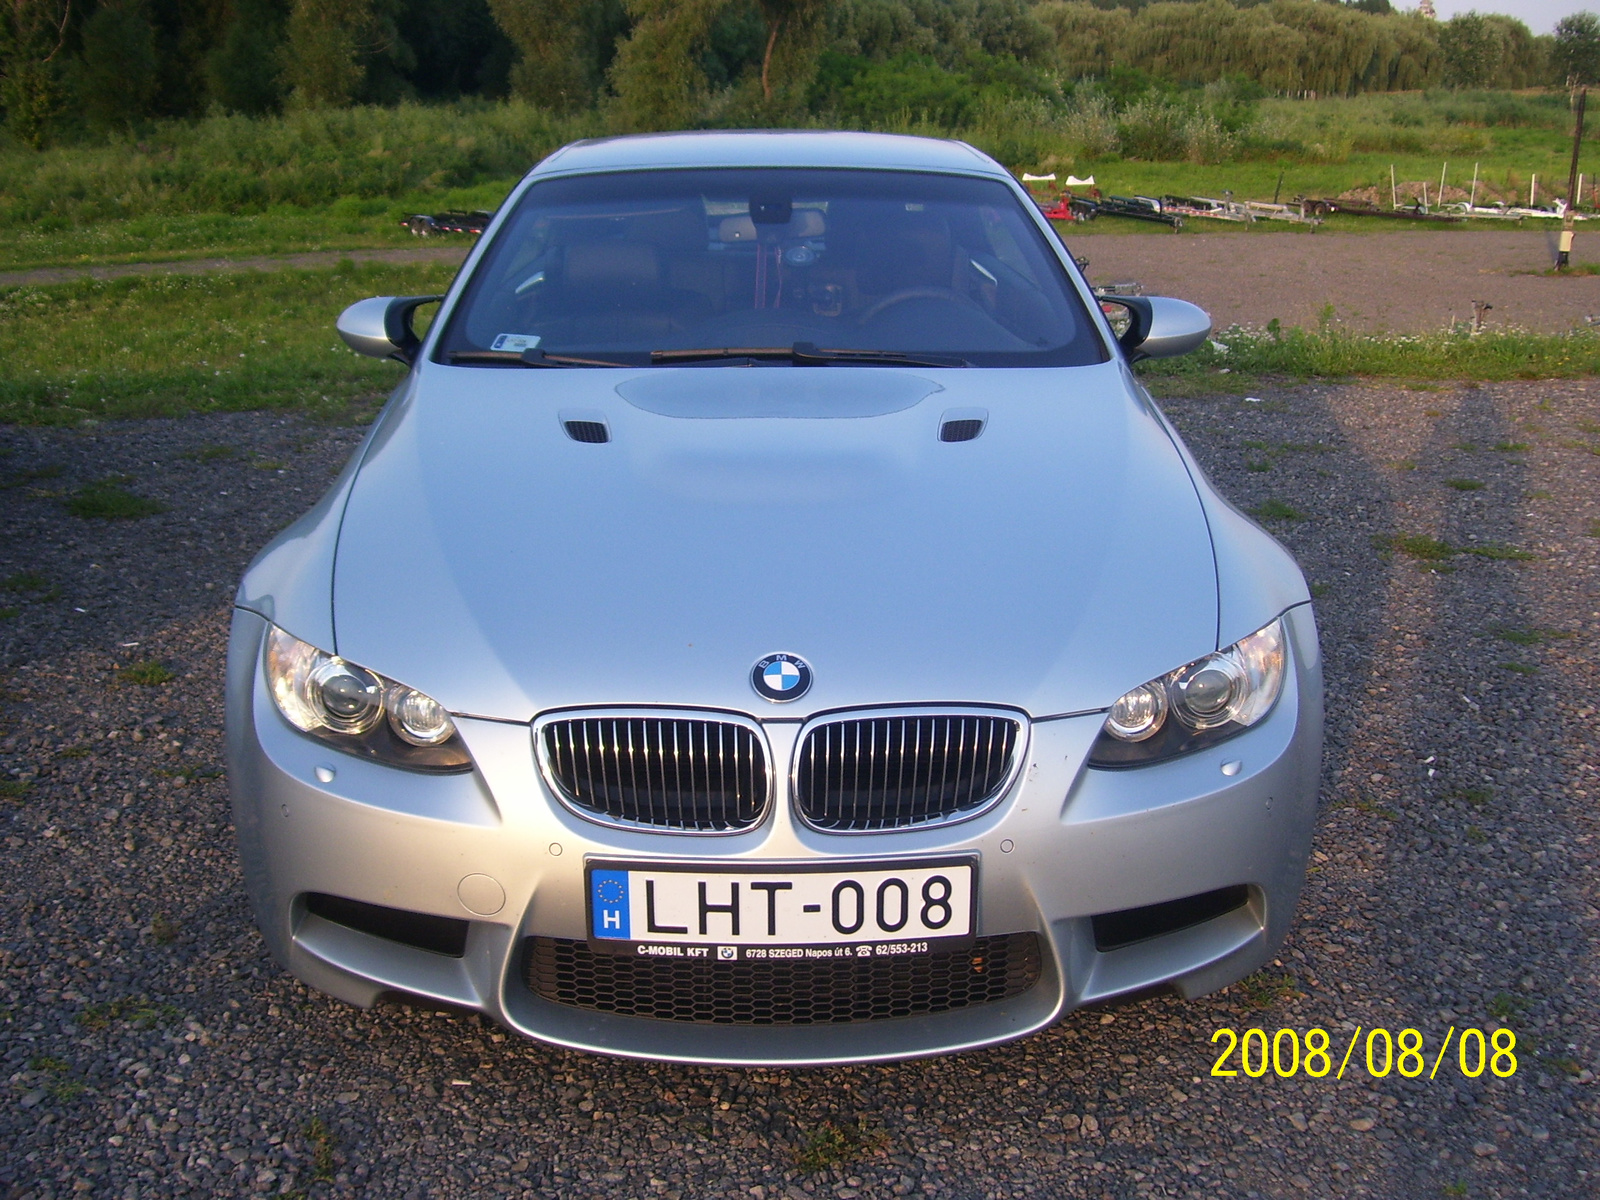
435, 168, 1105, 367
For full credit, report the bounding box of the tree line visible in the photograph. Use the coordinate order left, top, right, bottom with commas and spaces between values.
2, 0, 1597, 148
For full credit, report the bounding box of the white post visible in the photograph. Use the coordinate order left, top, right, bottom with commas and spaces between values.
1470, 162, 1479, 209
1391, 164, 1398, 209
1440, 162, 1448, 204
1423, 181, 1430, 211
1531, 174, 1538, 207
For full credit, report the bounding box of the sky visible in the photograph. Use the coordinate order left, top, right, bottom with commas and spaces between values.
1423, 1, 1594, 34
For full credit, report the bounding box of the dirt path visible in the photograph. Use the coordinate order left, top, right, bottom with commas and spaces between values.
0, 244, 468, 289
5, 228, 1600, 334
1070, 228, 1600, 334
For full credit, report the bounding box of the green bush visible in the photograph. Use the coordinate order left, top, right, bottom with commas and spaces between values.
0, 101, 600, 227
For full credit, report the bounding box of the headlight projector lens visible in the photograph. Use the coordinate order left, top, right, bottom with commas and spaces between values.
311, 659, 383, 734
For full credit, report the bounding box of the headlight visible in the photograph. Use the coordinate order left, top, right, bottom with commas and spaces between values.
1088, 618, 1286, 768
264, 626, 472, 773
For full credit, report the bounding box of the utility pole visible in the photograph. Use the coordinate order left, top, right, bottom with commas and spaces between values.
1559, 88, 1587, 271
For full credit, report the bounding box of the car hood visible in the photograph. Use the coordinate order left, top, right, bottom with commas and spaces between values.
331, 364, 1217, 720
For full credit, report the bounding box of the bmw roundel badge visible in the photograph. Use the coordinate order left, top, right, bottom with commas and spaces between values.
751, 652, 812, 702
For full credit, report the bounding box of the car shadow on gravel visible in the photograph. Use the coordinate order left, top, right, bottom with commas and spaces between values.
2, 388, 1596, 1200
1167, 380, 1598, 1200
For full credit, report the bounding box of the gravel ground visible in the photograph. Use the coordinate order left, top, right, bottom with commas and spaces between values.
1074, 229, 1600, 334
1, 380, 1597, 1200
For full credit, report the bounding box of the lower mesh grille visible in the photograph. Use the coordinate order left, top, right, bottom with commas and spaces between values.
524, 933, 1041, 1025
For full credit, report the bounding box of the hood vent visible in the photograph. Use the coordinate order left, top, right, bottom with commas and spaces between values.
563, 419, 610, 444
940, 419, 983, 442
939, 407, 988, 443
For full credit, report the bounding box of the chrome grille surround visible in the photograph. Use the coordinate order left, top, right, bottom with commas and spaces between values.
792, 707, 1027, 833
534, 709, 772, 834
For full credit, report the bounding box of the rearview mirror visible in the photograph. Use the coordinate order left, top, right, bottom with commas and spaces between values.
1099, 296, 1211, 362
336, 294, 445, 365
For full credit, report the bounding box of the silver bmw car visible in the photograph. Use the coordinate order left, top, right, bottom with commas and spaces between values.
226, 130, 1322, 1066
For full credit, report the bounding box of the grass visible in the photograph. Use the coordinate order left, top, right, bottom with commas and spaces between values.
184, 443, 237, 461
793, 1117, 889, 1174
116, 660, 174, 686
1465, 543, 1536, 561
78, 995, 182, 1031
1450, 786, 1494, 806
1138, 326, 1600, 395
0, 204, 481, 273
1377, 534, 1535, 565
1490, 625, 1573, 645
1466, 825, 1488, 844
0, 260, 454, 424
1249, 498, 1304, 522
1235, 969, 1299, 1011
1444, 478, 1484, 491
0, 780, 31, 801
1382, 533, 1455, 561
2, 570, 50, 591
64, 477, 165, 518
1345, 795, 1399, 819
1488, 991, 1529, 1024
16, 258, 1595, 430
149, 913, 180, 945
304, 1117, 337, 1181
28, 1055, 86, 1101
0, 100, 597, 269
0, 462, 64, 489
1498, 661, 1538, 674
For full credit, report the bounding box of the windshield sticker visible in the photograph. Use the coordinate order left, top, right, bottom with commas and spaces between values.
491, 333, 542, 352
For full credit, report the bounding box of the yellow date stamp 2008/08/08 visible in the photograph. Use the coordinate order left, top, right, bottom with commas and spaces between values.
1210, 1026, 1518, 1081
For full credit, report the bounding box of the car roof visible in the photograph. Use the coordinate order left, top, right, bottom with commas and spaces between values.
529, 130, 1009, 181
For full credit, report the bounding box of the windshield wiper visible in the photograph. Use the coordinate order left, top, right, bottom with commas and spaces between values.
649, 347, 791, 364
448, 349, 636, 368
649, 342, 967, 367
791, 342, 968, 367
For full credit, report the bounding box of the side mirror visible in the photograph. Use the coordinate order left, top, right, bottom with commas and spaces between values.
336, 294, 444, 365
1100, 296, 1211, 362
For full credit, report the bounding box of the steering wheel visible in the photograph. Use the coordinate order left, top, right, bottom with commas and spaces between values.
856, 286, 984, 325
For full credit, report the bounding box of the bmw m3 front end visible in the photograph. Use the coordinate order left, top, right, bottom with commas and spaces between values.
225, 130, 1322, 1065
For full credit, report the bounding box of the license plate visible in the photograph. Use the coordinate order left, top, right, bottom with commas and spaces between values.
585, 857, 975, 960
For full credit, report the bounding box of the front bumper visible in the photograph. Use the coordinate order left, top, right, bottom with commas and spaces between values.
226, 604, 1322, 1066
